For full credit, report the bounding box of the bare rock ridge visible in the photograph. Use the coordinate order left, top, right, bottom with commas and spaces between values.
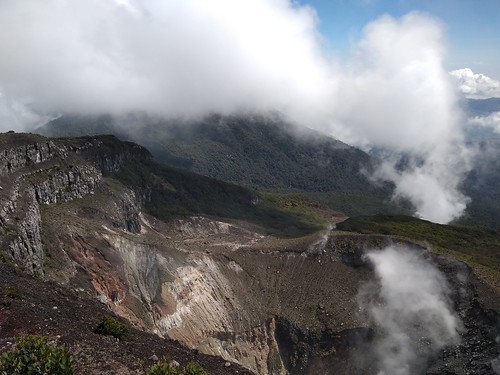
0, 134, 147, 275
0, 132, 499, 374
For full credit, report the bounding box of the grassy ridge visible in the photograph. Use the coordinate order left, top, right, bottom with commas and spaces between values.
337, 215, 500, 277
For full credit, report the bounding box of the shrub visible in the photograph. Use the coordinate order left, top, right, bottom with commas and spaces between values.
0, 335, 74, 375
185, 362, 209, 375
146, 357, 181, 375
0, 253, 13, 265
145, 357, 209, 375
1, 286, 21, 306
93, 315, 129, 339
1, 286, 21, 299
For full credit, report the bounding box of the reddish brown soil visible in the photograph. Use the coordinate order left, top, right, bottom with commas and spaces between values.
0, 263, 253, 375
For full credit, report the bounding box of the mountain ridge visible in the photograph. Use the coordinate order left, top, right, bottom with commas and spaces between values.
37, 113, 403, 218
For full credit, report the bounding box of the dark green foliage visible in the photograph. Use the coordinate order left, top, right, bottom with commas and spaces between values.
146, 357, 181, 375
306, 190, 409, 217
0, 335, 73, 375
2, 286, 21, 299
114, 159, 323, 237
337, 215, 500, 274
0, 253, 12, 265
145, 357, 209, 375
1, 286, 21, 306
94, 315, 129, 339
130, 114, 392, 200
184, 362, 209, 375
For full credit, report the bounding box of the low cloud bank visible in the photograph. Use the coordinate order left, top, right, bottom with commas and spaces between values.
468, 112, 500, 134
358, 246, 462, 374
450, 68, 500, 99
0, 0, 478, 223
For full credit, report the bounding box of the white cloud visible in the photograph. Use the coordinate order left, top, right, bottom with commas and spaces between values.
468, 112, 500, 133
450, 68, 500, 99
0, 1, 473, 223
0, 0, 333, 121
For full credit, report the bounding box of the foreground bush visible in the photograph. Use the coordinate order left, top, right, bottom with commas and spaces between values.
0, 335, 73, 375
94, 315, 130, 339
184, 362, 209, 375
146, 357, 209, 375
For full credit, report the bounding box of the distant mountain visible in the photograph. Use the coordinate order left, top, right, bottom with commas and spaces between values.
37, 113, 401, 217
466, 97, 500, 117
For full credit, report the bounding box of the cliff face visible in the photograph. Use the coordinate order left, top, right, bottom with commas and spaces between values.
1, 132, 498, 375
0, 133, 148, 274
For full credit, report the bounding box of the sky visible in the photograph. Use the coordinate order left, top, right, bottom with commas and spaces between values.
299, 0, 500, 78
0, 0, 499, 224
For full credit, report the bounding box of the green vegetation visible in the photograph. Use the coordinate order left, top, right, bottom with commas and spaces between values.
261, 192, 332, 227
307, 190, 409, 217
1, 286, 21, 306
0, 253, 12, 265
184, 363, 209, 375
146, 357, 209, 375
337, 215, 500, 277
94, 315, 130, 339
2, 286, 21, 299
0, 335, 74, 375
114, 159, 323, 237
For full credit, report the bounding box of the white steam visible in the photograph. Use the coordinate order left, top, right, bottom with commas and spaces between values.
0, 0, 476, 223
358, 246, 461, 375
329, 13, 472, 224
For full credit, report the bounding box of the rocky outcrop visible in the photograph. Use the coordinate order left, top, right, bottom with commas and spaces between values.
7, 188, 44, 275
33, 165, 100, 205
0, 133, 148, 274
0, 139, 62, 175
1, 164, 101, 274
62, 135, 152, 174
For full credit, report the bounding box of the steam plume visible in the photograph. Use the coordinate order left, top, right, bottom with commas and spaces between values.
328, 13, 472, 223
358, 246, 461, 374
0, 1, 475, 223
